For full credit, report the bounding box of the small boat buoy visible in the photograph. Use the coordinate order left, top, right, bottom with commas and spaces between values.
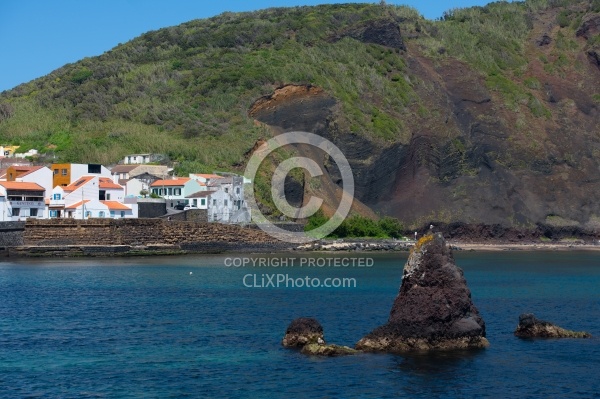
190, 272, 193, 275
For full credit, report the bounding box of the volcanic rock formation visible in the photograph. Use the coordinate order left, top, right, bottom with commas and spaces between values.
514, 313, 591, 338
282, 317, 359, 356
282, 317, 325, 348
356, 233, 489, 352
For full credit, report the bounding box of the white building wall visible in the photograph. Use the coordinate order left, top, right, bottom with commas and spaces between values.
69, 164, 112, 184
17, 167, 53, 199
125, 179, 146, 197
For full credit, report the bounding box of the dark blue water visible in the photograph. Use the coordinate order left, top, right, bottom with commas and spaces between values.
1, 251, 599, 398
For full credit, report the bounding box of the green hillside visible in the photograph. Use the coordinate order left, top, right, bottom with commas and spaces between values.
1, 0, 600, 228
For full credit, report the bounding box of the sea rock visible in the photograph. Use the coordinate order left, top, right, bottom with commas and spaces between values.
356, 233, 489, 352
301, 343, 360, 356
282, 317, 360, 356
281, 317, 324, 347
514, 313, 591, 338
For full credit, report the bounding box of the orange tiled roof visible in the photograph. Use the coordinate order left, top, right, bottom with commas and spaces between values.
99, 177, 124, 190
150, 177, 191, 187
13, 166, 44, 177
64, 176, 94, 192
100, 201, 131, 210
0, 181, 45, 191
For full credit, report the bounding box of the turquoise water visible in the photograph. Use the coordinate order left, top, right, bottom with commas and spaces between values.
1, 251, 599, 398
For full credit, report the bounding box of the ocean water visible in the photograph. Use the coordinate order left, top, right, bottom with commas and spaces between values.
0, 251, 599, 398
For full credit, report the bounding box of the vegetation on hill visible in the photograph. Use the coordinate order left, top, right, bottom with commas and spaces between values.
305, 210, 405, 238
3, 1, 593, 170
1, 0, 599, 227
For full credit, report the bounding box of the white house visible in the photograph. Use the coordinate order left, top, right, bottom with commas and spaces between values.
122, 153, 164, 165
47, 175, 136, 219
124, 178, 147, 198
6, 166, 53, 199
14, 149, 39, 159
111, 164, 170, 197
150, 177, 206, 208
206, 175, 251, 223
186, 190, 214, 209
0, 181, 45, 221
61, 199, 137, 219
98, 177, 125, 202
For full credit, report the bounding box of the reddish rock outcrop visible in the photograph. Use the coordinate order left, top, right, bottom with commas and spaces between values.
356, 233, 489, 352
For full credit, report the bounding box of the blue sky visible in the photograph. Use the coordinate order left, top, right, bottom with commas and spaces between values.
1, 0, 500, 92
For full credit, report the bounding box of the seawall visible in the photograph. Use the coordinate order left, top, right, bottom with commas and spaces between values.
5, 218, 289, 257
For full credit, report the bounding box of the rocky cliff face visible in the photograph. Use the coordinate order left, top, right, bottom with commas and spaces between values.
249, 5, 600, 230
356, 233, 489, 352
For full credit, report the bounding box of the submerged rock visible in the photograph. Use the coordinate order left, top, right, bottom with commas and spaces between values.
282, 317, 325, 347
301, 343, 359, 356
356, 233, 489, 352
514, 313, 591, 338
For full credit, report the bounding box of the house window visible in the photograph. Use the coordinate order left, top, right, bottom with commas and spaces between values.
12, 208, 20, 217
201, 198, 206, 206
53, 169, 59, 175
225, 188, 229, 193
106, 193, 110, 200
50, 210, 57, 218
120, 211, 125, 217
174, 188, 181, 196
213, 199, 216, 206
110, 211, 115, 217
30, 208, 38, 217
53, 193, 61, 200
236, 187, 240, 194
99, 211, 105, 218
61, 169, 68, 176
224, 199, 228, 207
213, 213, 217, 221
85, 211, 91, 218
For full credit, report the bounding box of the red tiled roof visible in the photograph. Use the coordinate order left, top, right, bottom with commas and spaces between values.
99, 177, 124, 190
0, 181, 45, 191
150, 177, 191, 187
13, 166, 44, 177
100, 201, 131, 210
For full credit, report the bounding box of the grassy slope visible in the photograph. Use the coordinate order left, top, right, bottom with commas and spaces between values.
0, 0, 598, 176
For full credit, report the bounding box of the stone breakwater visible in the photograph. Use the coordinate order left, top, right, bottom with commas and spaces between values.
4, 219, 290, 257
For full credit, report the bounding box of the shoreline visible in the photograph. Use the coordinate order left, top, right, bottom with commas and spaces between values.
3, 240, 600, 259
449, 241, 600, 252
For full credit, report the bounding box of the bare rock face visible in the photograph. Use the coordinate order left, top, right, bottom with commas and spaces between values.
356, 233, 489, 352
514, 313, 591, 339
282, 317, 325, 348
